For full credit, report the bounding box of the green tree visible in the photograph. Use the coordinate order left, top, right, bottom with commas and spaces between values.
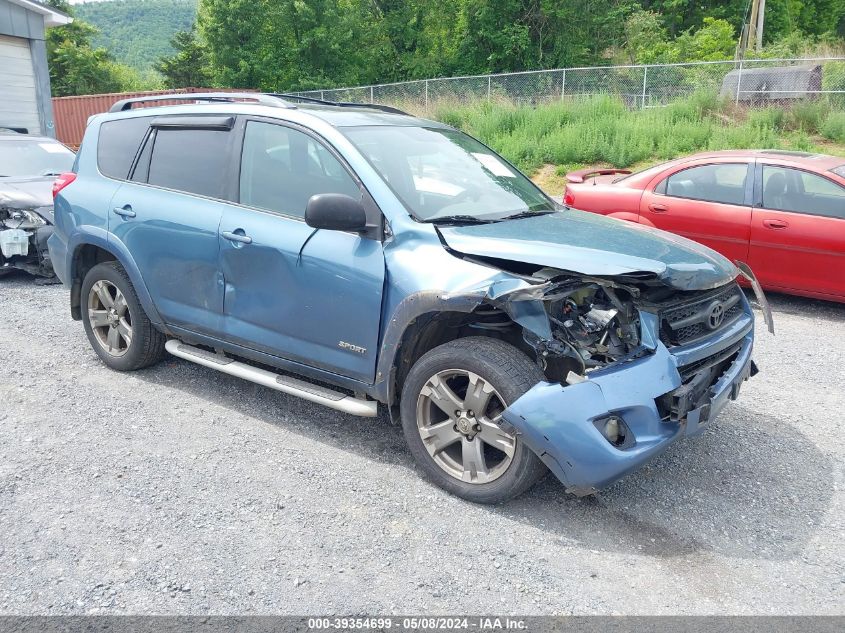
155, 25, 211, 88
670, 17, 736, 62
76, 0, 198, 72
622, 9, 670, 63
639, 1, 747, 37
190, 0, 845, 92
44, 0, 151, 96
367, 0, 463, 80
199, 0, 393, 91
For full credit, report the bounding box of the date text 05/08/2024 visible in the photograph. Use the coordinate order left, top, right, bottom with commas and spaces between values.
307, 617, 528, 631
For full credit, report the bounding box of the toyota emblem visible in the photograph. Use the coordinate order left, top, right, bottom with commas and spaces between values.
706, 301, 725, 330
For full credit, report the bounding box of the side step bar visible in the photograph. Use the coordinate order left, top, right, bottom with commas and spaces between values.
165, 340, 378, 417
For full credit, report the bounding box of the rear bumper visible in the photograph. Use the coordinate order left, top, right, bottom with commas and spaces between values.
47, 231, 68, 284
501, 313, 756, 495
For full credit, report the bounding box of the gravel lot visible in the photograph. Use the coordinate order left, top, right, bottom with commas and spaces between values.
0, 271, 843, 615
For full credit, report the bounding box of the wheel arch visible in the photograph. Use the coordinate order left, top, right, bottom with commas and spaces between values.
68, 235, 163, 326
375, 291, 537, 423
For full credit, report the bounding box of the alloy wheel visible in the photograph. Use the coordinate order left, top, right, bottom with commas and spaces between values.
416, 369, 516, 484
87, 279, 132, 357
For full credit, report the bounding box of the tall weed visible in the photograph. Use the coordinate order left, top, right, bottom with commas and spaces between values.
821, 112, 845, 143
432, 94, 845, 173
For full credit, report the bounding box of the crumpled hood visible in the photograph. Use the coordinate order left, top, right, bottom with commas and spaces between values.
0, 178, 54, 209
0, 178, 54, 223
437, 209, 738, 291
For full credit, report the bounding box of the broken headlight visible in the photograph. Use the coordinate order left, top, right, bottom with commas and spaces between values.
1, 207, 47, 230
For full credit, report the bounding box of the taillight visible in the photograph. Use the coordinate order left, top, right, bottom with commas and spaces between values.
52, 172, 77, 199
563, 188, 574, 206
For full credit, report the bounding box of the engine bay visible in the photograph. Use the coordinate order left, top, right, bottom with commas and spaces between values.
522, 280, 643, 381
0, 205, 54, 277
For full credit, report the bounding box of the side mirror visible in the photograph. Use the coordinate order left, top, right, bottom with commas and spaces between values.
305, 193, 368, 232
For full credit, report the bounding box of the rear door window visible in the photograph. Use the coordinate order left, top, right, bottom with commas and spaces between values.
147, 128, 231, 199
97, 117, 152, 180
762, 165, 845, 219
661, 163, 749, 206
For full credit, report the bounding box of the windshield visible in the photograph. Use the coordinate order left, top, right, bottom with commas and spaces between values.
0, 139, 75, 178
342, 126, 556, 222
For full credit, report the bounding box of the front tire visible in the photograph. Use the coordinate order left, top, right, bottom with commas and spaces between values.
81, 261, 166, 371
400, 337, 547, 503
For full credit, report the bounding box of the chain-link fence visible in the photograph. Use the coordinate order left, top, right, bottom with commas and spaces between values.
291, 58, 845, 113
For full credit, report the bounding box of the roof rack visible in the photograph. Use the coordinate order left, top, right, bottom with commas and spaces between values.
108, 92, 295, 113
268, 93, 410, 116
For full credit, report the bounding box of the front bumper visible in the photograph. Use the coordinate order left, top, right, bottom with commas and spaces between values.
0, 225, 54, 276
501, 310, 756, 495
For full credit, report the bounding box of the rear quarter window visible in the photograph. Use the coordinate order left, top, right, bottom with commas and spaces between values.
97, 117, 152, 180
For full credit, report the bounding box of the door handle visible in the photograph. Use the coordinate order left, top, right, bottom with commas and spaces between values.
648, 203, 668, 213
763, 219, 789, 230
222, 230, 253, 245
112, 205, 136, 218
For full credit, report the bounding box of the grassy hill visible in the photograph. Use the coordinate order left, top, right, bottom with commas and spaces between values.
75, 0, 198, 72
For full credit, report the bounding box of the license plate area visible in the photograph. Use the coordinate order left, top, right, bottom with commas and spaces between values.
657, 343, 743, 423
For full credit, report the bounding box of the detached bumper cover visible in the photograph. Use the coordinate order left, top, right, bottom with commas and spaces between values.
501, 312, 756, 495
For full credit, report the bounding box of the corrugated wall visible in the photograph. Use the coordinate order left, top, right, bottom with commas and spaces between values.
52, 88, 254, 148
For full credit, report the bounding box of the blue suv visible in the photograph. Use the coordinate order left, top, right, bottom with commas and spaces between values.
49, 93, 768, 503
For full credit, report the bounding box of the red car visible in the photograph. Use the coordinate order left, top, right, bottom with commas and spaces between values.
564, 150, 845, 302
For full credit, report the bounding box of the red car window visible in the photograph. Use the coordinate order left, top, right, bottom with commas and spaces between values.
659, 163, 748, 206
762, 165, 845, 220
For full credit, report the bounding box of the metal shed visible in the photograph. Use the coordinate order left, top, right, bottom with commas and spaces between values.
720, 64, 823, 102
0, 0, 71, 137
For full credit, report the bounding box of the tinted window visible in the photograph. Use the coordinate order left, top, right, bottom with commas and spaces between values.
97, 117, 151, 179
762, 165, 845, 219
239, 121, 359, 218
147, 128, 231, 199
663, 163, 748, 206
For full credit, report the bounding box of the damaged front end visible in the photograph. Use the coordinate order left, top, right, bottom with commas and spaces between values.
423, 211, 767, 495
0, 192, 55, 278
477, 265, 761, 496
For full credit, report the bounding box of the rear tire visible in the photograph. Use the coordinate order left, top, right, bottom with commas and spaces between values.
81, 261, 166, 371
400, 337, 547, 503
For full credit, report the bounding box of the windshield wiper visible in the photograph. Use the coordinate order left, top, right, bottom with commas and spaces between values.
421, 215, 499, 225
498, 209, 557, 221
